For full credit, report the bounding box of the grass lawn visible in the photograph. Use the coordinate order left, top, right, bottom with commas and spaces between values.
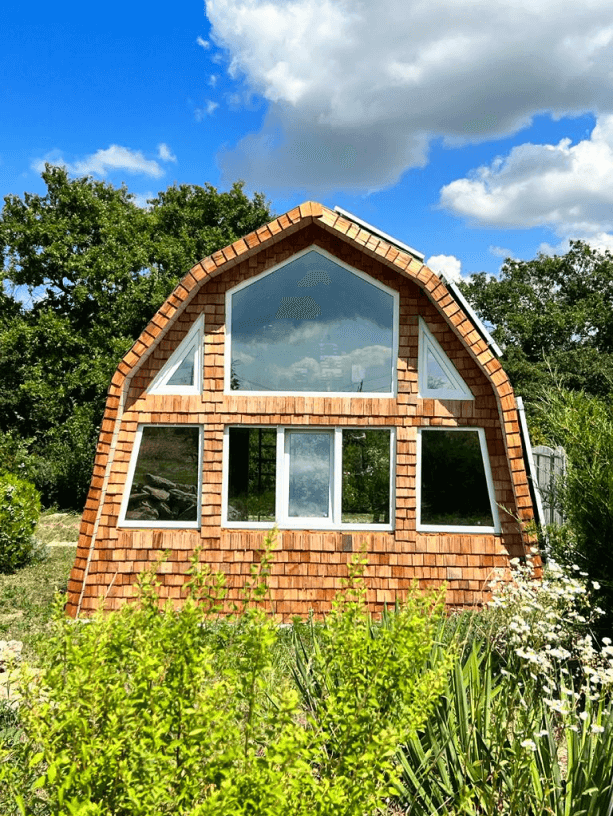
0, 511, 79, 662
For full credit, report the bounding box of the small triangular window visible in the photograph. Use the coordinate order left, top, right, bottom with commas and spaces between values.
148, 315, 204, 395
418, 318, 473, 400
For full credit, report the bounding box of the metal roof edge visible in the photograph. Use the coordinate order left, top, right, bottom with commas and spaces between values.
333, 205, 425, 262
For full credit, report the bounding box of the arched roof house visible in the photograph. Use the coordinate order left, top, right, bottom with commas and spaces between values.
66, 203, 537, 618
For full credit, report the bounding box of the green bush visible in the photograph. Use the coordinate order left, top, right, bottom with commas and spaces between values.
536, 387, 613, 626
0, 534, 450, 816
0, 472, 41, 573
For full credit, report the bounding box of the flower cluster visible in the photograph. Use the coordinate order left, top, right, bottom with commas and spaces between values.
486, 549, 612, 738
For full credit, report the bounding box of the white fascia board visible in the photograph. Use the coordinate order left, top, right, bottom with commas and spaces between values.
516, 396, 546, 530
333, 206, 425, 262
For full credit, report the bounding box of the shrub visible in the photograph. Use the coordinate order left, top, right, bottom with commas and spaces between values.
0, 472, 41, 574
0, 534, 450, 816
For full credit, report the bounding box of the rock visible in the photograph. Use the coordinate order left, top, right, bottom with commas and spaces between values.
126, 504, 159, 521
177, 506, 198, 521
227, 504, 242, 521
143, 486, 171, 502
128, 492, 150, 504
145, 474, 176, 490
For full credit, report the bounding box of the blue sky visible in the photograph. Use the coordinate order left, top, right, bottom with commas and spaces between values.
2, 0, 613, 281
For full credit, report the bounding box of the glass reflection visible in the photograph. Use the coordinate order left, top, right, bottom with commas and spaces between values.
227, 428, 276, 522
342, 430, 390, 524
288, 433, 331, 518
420, 430, 494, 527
125, 427, 199, 522
168, 343, 196, 387
230, 251, 394, 392
426, 348, 456, 391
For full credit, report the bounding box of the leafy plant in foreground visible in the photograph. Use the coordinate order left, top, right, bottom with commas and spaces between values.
0, 532, 449, 816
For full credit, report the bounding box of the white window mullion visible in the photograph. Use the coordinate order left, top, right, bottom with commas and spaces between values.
333, 429, 342, 525
277, 426, 286, 525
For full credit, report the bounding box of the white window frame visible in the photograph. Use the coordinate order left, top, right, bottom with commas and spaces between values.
222, 425, 396, 531
224, 246, 399, 398
418, 317, 474, 401
416, 426, 500, 534
119, 423, 203, 529
148, 314, 204, 396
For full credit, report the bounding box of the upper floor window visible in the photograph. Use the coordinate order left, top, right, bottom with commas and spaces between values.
226, 248, 398, 395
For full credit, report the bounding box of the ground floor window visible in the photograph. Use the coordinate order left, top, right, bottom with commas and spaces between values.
417, 428, 499, 533
120, 425, 202, 528
224, 426, 394, 530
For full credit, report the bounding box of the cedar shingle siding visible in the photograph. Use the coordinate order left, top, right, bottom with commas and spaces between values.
66, 203, 536, 617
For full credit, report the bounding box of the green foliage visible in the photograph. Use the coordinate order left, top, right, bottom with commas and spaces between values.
0, 536, 448, 815
460, 241, 613, 415
0, 472, 41, 573
536, 387, 613, 623
0, 167, 274, 509
397, 558, 613, 815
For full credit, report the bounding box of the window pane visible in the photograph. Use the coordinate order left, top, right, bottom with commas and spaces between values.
126, 427, 199, 522
342, 430, 390, 524
231, 251, 394, 393
288, 432, 331, 518
228, 428, 276, 522
167, 343, 196, 386
426, 348, 457, 392
420, 430, 494, 527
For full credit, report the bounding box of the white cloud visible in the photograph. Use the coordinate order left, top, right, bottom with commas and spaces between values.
196, 36, 210, 49
157, 143, 177, 163
33, 145, 165, 178
489, 246, 516, 259
195, 100, 219, 120
426, 254, 462, 284
205, 0, 613, 193
209, 74, 219, 87
440, 115, 613, 245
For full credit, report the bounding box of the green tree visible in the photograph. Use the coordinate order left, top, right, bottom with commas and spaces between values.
461, 241, 613, 407
0, 166, 273, 509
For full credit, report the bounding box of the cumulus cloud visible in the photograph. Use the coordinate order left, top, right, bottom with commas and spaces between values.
440, 115, 613, 245
196, 36, 210, 49
157, 143, 177, 163
32, 145, 165, 178
205, 0, 613, 193
426, 254, 462, 283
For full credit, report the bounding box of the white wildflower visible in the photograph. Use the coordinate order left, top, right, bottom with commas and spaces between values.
521, 739, 537, 751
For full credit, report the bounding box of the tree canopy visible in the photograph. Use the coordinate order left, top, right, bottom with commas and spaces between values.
0, 166, 273, 508
461, 241, 613, 407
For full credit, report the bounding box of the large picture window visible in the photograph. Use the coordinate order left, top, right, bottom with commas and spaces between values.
120, 425, 202, 528
224, 427, 394, 529
226, 248, 398, 395
417, 428, 499, 533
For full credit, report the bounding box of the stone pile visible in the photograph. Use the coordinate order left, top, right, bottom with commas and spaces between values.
126, 473, 198, 521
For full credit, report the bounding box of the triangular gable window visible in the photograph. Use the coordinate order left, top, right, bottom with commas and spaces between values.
148, 315, 204, 395
418, 318, 473, 400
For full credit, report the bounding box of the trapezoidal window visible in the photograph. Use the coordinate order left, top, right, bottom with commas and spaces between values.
148, 315, 204, 395
224, 426, 393, 530
120, 425, 202, 528
226, 247, 398, 395
418, 318, 473, 400
417, 428, 499, 533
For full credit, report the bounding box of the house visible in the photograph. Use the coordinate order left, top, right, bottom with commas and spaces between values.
66, 202, 537, 618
